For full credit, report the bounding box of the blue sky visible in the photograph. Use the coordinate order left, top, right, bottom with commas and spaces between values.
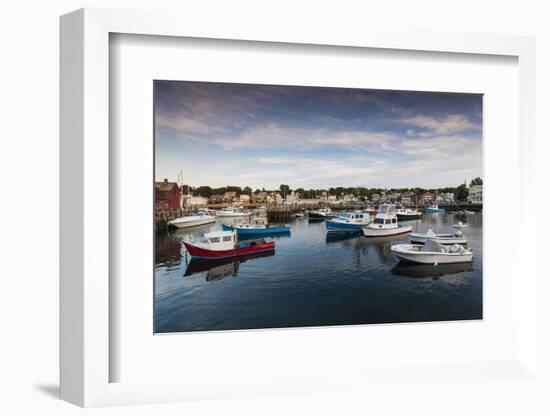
155, 81, 482, 189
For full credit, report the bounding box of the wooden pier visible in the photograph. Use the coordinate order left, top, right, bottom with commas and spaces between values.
155, 208, 189, 234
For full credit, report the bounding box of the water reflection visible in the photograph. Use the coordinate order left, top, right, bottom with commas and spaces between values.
239, 231, 291, 241
391, 261, 473, 278
184, 250, 275, 281
155, 212, 483, 332
325, 231, 362, 243
155, 235, 182, 267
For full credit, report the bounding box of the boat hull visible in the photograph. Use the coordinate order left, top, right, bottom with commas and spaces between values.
392, 251, 473, 264
396, 214, 421, 220
325, 220, 368, 232
308, 212, 331, 220
362, 225, 413, 237
425, 208, 444, 213
391, 244, 473, 264
222, 224, 290, 235
168, 217, 216, 228
183, 241, 275, 259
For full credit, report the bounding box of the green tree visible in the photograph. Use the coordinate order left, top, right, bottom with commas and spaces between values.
279, 184, 291, 198
470, 177, 483, 187
243, 186, 252, 195
456, 184, 469, 201
194, 186, 213, 197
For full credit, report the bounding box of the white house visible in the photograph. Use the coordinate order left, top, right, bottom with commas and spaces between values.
184, 195, 209, 207
468, 185, 483, 204
285, 191, 299, 204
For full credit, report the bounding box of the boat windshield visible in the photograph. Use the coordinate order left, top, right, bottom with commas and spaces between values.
423, 240, 444, 252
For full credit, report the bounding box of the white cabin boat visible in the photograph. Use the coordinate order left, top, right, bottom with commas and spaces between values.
168, 212, 216, 229
391, 240, 473, 265
453, 221, 468, 228
362, 204, 413, 237
308, 208, 334, 219
215, 207, 251, 217
409, 228, 468, 245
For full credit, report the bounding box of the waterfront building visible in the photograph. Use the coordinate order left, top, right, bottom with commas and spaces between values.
155, 179, 181, 209
252, 191, 268, 203
298, 198, 321, 205
285, 191, 299, 204
209, 194, 225, 204
223, 191, 238, 204
420, 192, 435, 203
442, 192, 455, 203
468, 185, 483, 204
342, 194, 357, 203
239, 194, 251, 204
267, 192, 283, 205
184, 195, 209, 208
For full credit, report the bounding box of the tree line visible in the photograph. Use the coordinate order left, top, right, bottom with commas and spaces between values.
181, 177, 482, 201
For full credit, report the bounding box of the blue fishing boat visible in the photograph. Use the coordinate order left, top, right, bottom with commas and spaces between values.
425, 203, 445, 213
325, 211, 371, 232
222, 217, 290, 235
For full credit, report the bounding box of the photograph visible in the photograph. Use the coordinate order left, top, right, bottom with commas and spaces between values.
154, 80, 483, 333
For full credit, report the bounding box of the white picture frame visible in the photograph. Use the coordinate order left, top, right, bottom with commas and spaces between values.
60, 8, 537, 407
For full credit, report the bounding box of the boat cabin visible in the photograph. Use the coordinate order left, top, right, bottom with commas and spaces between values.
201, 230, 237, 251
251, 216, 269, 226
371, 204, 399, 226
373, 217, 398, 225
339, 211, 369, 222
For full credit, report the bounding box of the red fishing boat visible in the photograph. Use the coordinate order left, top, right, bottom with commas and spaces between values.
182, 230, 275, 259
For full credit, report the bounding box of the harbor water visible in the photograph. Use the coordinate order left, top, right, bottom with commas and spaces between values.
155, 212, 482, 333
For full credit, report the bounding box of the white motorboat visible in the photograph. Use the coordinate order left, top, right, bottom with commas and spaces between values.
196, 207, 217, 216
168, 212, 216, 229
453, 221, 468, 228
215, 207, 251, 217
409, 228, 468, 245
391, 240, 473, 265
362, 204, 413, 237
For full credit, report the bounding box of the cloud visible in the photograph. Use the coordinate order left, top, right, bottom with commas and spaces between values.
154, 81, 483, 188
399, 114, 478, 136
201, 123, 399, 153
155, 113, 223, 135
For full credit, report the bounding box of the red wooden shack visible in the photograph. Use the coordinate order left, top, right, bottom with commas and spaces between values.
155, 179, 181, 209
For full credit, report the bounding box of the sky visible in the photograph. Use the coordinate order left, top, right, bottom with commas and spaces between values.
155, 81, 482, 190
